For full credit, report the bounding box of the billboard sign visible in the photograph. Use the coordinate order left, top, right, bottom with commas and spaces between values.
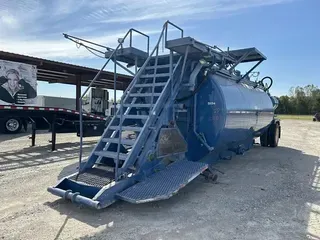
0, 60, 37, 105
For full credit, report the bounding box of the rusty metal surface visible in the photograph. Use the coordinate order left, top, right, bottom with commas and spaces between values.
157, 128, 187, 158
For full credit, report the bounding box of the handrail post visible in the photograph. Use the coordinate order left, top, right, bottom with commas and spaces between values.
77, 98, 83, 179
129, 30, 132, 48
170, 50, 173, 120
114, 54, 117, 116
150, 46, 159, 114
116, 98, 123, 181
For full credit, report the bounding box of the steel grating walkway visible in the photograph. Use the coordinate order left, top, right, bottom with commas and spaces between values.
69, 168, 115, 188
117, 160, 208, 203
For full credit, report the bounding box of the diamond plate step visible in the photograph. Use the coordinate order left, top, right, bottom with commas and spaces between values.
69, 168, 114, 188
145, 64, 173, 70
134, 82, 167, 88
94, 151, 128, 160
140, 73, 170, 78
116, 160, 208, 203
109, 126, 142, 131
123, 103, 153, 108
102, 138, 135, 145
116, 115, 149, 119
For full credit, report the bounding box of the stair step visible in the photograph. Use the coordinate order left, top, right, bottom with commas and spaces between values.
117, 115, 149, 119
94, 151, 128, 160
123, 104, 153, 108
145, 64, 175, 70
130, 93, 161, 97
140, 73, 170, 78
102, 138, 135, 145
68, 168, 115, 188
109, 126, 142, 131
134, 82, 167, 88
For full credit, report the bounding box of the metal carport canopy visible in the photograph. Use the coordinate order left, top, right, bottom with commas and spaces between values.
0, 50, 132, 90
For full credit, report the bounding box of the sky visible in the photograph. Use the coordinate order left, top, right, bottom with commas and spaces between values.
0, 0, 319, 98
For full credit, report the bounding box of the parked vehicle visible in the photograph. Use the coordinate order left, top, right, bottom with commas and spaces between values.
0, 59, 109, 134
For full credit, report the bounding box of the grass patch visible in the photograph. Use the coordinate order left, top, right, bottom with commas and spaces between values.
276, 114, 313, 120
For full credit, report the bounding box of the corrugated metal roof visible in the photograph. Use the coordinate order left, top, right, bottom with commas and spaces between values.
0, 50, 132, 90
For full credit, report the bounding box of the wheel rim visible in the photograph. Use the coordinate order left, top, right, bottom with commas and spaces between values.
6, 119, 19, 132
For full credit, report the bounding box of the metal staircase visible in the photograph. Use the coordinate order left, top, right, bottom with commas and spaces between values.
48, 21, 215, 209
78, 22, 187, 182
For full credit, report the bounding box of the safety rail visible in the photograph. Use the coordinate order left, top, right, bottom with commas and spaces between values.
165, 21, 184, 42
73, 28, 150, 179
114, 22, 172, 180
117, 21, 185, 175
128, 29, 150, 54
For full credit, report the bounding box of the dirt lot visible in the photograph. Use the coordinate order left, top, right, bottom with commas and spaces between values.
0, 120, 319, 240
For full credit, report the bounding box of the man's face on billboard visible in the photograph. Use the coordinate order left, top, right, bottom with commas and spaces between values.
7, 73, 19, 90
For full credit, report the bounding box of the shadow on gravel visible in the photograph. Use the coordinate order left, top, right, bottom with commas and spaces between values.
0, 140, 97, 172
44, 146, 320, 240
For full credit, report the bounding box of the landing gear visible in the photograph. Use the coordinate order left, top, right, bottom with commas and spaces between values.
260, 121, 280, 148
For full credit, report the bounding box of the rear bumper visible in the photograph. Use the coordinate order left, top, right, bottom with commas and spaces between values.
47, 187, 101, 209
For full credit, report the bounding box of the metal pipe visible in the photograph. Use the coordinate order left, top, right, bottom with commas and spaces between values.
80, 29, 132, 99
165, 21, 184, 38
78, 98, 83, 175
237, 60, 263, 83
150, 46, 159, 114
135, 57, 138, 74
179, 45, 190, 82
114, 61, 134, 75
228, 50, 252, 73
115, 97, 123, 181
47, 187, 101, 209
114, 55, 117, 117
130, 29, 150, 54
170, 50, 173, 120
129, 30, 132, 48
63, 33, 113, 51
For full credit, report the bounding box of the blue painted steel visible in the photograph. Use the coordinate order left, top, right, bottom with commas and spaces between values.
117, 160, 208, 203
48, 20, 278, 210
185, 73, 274, 161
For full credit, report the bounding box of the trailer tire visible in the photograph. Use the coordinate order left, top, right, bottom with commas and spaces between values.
4, 117, 22, 134
268, 122, 280, 148
260, 130, 268, 147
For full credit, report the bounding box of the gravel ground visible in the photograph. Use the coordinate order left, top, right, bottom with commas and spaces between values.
0, 120, 319, 240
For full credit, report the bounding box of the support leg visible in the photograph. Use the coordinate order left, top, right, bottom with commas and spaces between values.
51, 115, 56, 151
31, 121, 36, 147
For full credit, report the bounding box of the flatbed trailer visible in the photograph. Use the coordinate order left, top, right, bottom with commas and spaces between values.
0, 105, 107, 150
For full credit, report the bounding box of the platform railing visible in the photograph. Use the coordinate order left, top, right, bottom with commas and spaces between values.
74, 28, 149, 178
115, 21, 185, 176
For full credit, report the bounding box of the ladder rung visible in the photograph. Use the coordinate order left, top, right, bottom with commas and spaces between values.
145, 64, 175, 70
117, 115, 149, 119
134, 82, 167, 88
130, 93, 161, 97
109, 126, 142, 131
102, 138, 135, 145
140, 73, 170, 78
123, 104, 153, 108
94, 151, 127, 160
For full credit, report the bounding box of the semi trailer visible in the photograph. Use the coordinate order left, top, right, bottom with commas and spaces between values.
48, 21, 281, 209
0, 59, 110, 134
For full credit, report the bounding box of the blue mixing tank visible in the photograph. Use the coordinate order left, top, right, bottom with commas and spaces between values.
176, 70, 279, 163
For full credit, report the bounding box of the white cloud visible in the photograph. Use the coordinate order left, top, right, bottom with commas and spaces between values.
0, 0, 293, 60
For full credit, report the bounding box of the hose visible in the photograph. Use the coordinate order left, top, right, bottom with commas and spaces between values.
254, 76, 273, 91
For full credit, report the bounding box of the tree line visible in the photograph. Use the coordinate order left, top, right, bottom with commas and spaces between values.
275, 85, 320, 115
